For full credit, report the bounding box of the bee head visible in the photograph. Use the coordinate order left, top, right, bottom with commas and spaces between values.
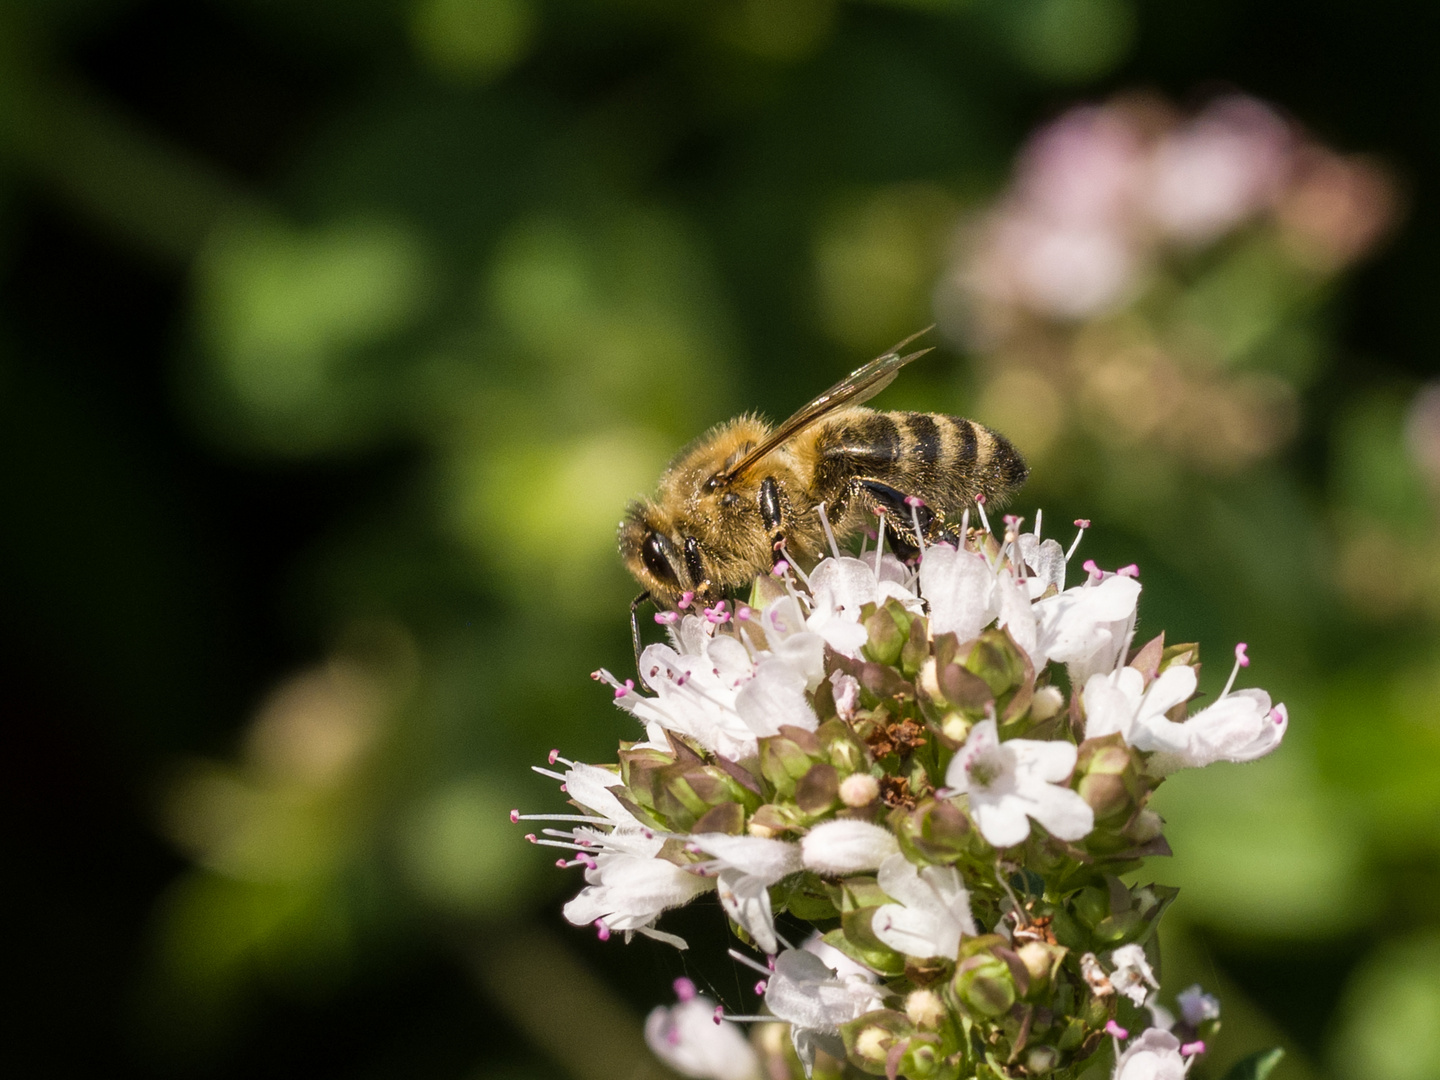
618, 503, 709, 608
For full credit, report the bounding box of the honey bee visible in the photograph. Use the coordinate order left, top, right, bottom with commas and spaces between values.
619, 328, 1028, 628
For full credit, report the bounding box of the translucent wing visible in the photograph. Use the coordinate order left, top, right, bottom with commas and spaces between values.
713, 327, 935, 485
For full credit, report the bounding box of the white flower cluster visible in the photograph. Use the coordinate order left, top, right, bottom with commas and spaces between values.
516, 511, 1285, 1080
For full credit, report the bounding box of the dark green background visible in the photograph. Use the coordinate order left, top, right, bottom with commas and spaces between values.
5, 2, 1440, 1079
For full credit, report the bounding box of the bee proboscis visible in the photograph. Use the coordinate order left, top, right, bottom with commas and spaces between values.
619, 329, 1028, 650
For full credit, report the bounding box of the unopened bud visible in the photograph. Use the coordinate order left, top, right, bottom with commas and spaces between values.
853, 1026, 890, 1064
1016, 941, 1066, 993
1024, 1045, 1060, 1074
1030, 685, 1064, 721
1123, 808, 1165, 844
954, 954, 1016, 1018
839, 773, 880, 807
905, 989, 946, 1029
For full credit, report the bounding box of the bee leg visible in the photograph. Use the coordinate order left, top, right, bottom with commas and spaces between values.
630, 591, 651, 672
758, 476, 788, 566
858, 479, 937, 562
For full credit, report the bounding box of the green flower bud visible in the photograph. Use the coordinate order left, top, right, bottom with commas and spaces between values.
759, 733, 818, 796
1122, 808, 1165, 845
1017, 941, 1068, 996
818, 719, 869, 775
1024, 1044, 1061, 1073
905, 989, 947, 1029
863, 604, 905, 666
954, 952, 1016, 1018
840, 1009, 913, 1072
796, 762, 840, 814
892, 797, 974, 863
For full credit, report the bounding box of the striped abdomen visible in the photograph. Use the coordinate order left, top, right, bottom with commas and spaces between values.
805, 409, 1028, 530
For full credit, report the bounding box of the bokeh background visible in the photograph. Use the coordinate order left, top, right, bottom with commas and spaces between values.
5, 1, 1440, 1078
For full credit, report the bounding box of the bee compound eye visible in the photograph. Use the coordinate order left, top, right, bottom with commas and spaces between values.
641, 532, 679, 586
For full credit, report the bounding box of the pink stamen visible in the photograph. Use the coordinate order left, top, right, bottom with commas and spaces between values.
1181, 1041, 1206, 1057
654, 610, 680, 625
524, 833, 537, 843
677, 591, 695, 610
1105, 1021, 1129, 1040
509, 809, 520, 823
713, 1006, 724, 1025
975, 493, 986, 505
589, 669, 604, 681
559, 784, 567, 792
1074, 519, 1091, 528
905, 495, 926, 507
595, 920, 610, 941
771, 560, 789, 577
614, 679, 635, 699
1003, 514, 1020, 527
1268, 707, 1284, 724
1221, 643, 1250, 698
754, 980, 767, 995
1117, 564, 1139, 578
548, 749, 560, 765
1083, 559, 1104, 581
673, 977, 697, 1002
735, 605, 752, 621
555, 858, 567, 868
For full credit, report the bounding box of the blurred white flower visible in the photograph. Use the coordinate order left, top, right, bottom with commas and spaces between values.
1112, 1027, 1190, 1080
872, 853, 976, 960
945, 718, 1094, 848
646, 980, 761, 1080
1177, 983, 1221, 1026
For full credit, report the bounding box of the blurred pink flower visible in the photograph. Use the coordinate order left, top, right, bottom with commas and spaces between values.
1147, 95, 1293, 243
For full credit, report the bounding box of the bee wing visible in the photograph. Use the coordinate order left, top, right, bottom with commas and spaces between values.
715, 327, 935, 484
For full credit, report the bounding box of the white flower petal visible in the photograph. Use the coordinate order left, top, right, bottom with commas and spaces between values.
919, 545, 998, 642
801, 819, 900, 875
690, 833, 802, 883
717, 868, 779, 955
735, 658, 818, 737
645, 997, 761, 1080
1113, 1027, 1189, 1080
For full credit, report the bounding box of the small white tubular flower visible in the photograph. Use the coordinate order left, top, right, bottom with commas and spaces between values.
690, 833, 803, 955
801, 819, 900, 876
1111, 1028, 1190, 1080
1109, 944, 1160, 1006
1026, 574, 1142, 683
646, 985, 761, 1080
757, 595, 827, 688
1145, 691, 1287, 773
872, 854, 976, 961
616, 620, 820, 759
806, 555, 922, 658
1177, 984, 1221, 1026
945, 719, 1094, 848
562, 761, 641, 826
562, 828, 712, 938
917, 544, 998, 642
765, 948, 887, 1077
803, 931, 879, 983
734, 658, 818, 739
1017, 532, 1068, 592
1082, 665, 1198, 744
